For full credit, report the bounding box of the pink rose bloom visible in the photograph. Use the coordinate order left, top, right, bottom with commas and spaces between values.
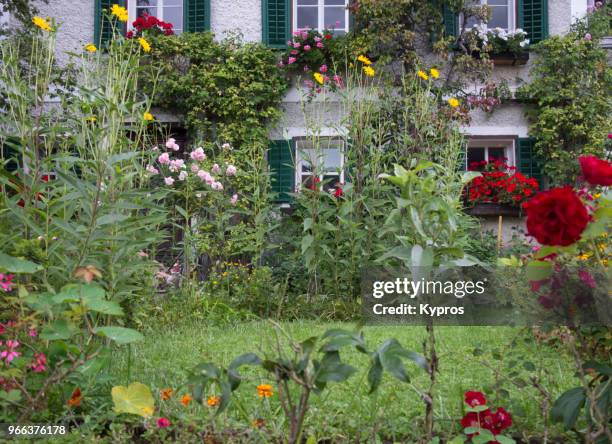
169, 159, 185, 172
319, 64, 328, 73
288, 57, 297, 64
191, 163, 200, 172
178, 171, 188, 181
230, 194, 238, 205
314, 36, 321, 42
197, 170, 211, 182
316, 42, 323, 48
157, 418, 170, 428
226, 165, 237, 176
584, 33, 592, 41
190, 147, 206, 161
164, 177, 175, 186
293, 42, 301, 48
212, 164, 221, 174
158, 152, 170, 165
211, 182, 224, 191
146, 165, 159, 175
301, 31, 308, 40
165, 138, 176, 149
304, 45, 311, 51
0, 273, 14, 292
290, 50, 299, 55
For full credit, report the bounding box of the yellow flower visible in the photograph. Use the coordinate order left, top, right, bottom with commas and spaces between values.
576, 252, 592, 261
32, 16, 52, 32
257, 384, 273, 398
207, 395, 220, 407
140, 406, 154, 417
601, 259, 609, 267
430, 68, 440, 79
313, 72, 324, 85
593, 193, 601, 199
222, 271, 228, 277
138, 37, 152, 53
448, 98, 460, 108
357, 55, 372, 66
417, 70, 429, 81
111, 4, 129, 22
143, 112, 154, 121
86, 116, 97, 123
363, 66, 375, 77
84, 43, 97, 53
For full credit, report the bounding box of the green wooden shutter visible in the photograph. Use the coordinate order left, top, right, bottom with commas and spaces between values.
443, 4, 459, 38
518, 0, 548, 44
268, 140, 295, 203
95, 0, 125, 47
262, 0, 290, 49
516, 137, 544, 188
185, 0, 211, 32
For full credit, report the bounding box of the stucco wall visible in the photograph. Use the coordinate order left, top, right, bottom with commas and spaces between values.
34, 1, 95, 65
211, 0, 262, 42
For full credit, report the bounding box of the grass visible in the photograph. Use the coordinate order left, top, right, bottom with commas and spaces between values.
110, 320, 578, 442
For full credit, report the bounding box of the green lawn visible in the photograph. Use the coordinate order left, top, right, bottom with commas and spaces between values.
111, 320, 578, 442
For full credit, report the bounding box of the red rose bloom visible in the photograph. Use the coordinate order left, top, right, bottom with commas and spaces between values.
492, 406, 512, 432
334, 187, 343, 198
522, 186, 590, 246
579, 155, 612, 186
465, 390, 487, 408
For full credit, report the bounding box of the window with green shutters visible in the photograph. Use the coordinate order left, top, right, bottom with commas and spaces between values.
185, 0, 211, 33
518, 0, 548, 44
94, 0, 125, 47
268, 140, 295, 203
516, 137, 544, 188
443, 4, 458, 38
262, 0, 290, 48
95, 0, 209, 46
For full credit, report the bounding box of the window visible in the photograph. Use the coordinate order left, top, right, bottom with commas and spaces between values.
294, 0, 350, 36
464, 0, 515, 31
296, 138, 344, 192
128, 0, 184, 34
466, 139, 515, 170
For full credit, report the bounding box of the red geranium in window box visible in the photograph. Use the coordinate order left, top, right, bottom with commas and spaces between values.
130, 13, 175, 37
465, 159, 539, 207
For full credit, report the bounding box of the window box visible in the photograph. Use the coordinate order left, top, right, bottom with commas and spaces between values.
490, 51, 529, 66
465, 202, 522, 217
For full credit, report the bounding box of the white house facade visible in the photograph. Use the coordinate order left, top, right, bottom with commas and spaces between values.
22, 0, 596, 214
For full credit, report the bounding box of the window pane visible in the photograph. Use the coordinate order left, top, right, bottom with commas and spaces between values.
165, 0, 182, 5
488, 6, 509, 29
297, 7, 318, 29
163, 6, 183, 29
322, 148, 342, 171
325, 0, 346, 4
467, 147, 486, 169
137, 6, 157, 17
487, 0, 508, 6
324, 7, 345, 30
137, 0, 158, 6
297, 0, 318, 5
488, 147, 506, 161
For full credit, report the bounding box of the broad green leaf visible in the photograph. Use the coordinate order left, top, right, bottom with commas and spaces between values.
526, 260, 553, 281
495, 435, 516, 444
111, 382, 155, 418
94, 326, 143, 344
0, 252, 42, 274
551, 387, 586, 429
40, 319, 78, 341
96, 213, 129, 226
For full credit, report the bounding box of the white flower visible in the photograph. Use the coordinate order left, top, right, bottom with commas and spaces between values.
164, 177, 175, 186
222, 143, 232, 150
196, 193, 202, 198
225, 165, 237, 176
230, 194, 238, 205
211, 181, 223, 191
178, 171, 188, 181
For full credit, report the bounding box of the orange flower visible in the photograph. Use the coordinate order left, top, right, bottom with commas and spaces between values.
160, 388, 173, 401
207, 395, 220, 407
257, 384, 273, 398
181, 394, 192, 406
252, 418, 266, 429
68, 387, 82, 407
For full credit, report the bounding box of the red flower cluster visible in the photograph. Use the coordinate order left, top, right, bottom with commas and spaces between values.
461, 391, 513, 442
522, 186, 590, 246
130, 14, 174, 37
466, 159, 538, 205
579, 155, 612, 186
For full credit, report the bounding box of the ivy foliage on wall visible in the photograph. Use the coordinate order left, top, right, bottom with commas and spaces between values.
146, 32, 288, 148
517, 6, 612, 185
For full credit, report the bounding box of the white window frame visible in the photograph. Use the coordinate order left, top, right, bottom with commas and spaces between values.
295, 138, 345, 191
128, 0, 184, 34
466, 138, 516, 170
293, 0, 350, 35
462, 0, 516, 31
